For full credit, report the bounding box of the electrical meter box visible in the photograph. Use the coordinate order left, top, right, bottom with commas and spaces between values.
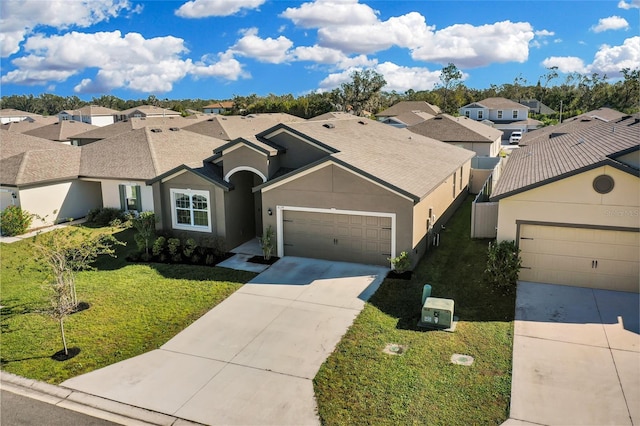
420, 297, 454, 329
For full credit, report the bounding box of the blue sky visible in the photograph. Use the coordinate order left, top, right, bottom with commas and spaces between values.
1, 0, 638, 101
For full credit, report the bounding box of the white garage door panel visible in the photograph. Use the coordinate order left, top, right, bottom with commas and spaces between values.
519, 225, 639, 292
283, 210, 392, 266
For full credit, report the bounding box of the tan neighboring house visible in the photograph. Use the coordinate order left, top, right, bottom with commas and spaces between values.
407, 114, 503, 157
0, 109, 42, 124
183, 113, 305, 141
377, 101, 442, 119
0, 129, 102, 226
58, 105, 120, 127
491, 114, 639, 292
459, 97, 542, 139
203, 101, 234, 114
23, 120, 98, 144
79, 126, 227, 215
118, 105, 181, 120
149, 117, 475, 267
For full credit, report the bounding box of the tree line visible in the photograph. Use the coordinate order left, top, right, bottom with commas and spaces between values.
2, 65, 638, 121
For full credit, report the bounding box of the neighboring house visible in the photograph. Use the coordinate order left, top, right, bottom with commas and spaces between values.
379, 111, 434, 128
118, 105, 181, 120
203, 101, 234, 114
490, 114, 639, 292
459, 97, 542, 138
0, 109, 41, 124
71, 116, 210, 146
377, 101, 442, 119
0, 129, 102, 226
183, 113, 304, 141
2, 116, 58, 133
23, 120, 98, 144
58, 105, 120, 127
149, 117, 475, 267
407, 114, 503, 157
516, 99, 556, 115
79, 126, 227, 215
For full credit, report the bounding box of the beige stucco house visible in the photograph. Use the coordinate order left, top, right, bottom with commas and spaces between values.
0, 130, 102, 226
150, 117, 475, 267
491, 114, 639, 292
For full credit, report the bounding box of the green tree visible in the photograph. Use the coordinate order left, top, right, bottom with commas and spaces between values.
438, 63, 463, 114
132, 211, 156, 259
337, 69, 387, 116
33, 228, 124, 356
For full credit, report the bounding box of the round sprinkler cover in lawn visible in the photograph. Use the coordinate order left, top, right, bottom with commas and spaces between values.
450, 354, 474, 366
383, 343, 407, 356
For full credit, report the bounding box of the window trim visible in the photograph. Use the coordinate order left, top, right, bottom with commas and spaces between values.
477, 110, 484, 119
170, 188, 212, 233
512, 110, 519, 119
497, 110, 503, 119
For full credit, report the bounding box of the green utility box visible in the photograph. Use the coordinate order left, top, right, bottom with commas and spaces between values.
419, 297, 454, 329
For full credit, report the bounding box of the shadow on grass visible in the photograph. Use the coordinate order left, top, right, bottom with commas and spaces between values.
368, 196, 516, 330
1, 353, 52, 366
0, 300, 43, 334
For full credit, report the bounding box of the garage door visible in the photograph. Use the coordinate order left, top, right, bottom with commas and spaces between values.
282, 210, 392, 266
519, 224, 639, 292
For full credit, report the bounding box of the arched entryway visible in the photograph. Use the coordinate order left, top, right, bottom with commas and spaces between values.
225, 168, 265, 247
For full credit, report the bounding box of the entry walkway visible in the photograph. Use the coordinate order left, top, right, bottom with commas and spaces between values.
504, 282, 639, 425
62, 257, 388, 425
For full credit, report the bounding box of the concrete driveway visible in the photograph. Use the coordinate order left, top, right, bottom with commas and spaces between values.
506, 282, 639, 426
61, 257, 387, 425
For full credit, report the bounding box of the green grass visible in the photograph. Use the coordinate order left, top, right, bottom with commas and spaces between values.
314, 196, 515, 426
0, 226, 256, 384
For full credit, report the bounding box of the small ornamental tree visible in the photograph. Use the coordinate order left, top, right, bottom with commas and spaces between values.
0, 205, 33, 236
259, 225, 274, 260
485, 240, 522, 293
389, 251, 411, 274
33, 228, 124, 356
132, 211, 156, 259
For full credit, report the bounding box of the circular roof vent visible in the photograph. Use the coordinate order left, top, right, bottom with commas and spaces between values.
593, 175, 614, 194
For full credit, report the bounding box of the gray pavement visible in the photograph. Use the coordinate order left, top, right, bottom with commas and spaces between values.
61, 257, 388, 425
506, 282, 639, 426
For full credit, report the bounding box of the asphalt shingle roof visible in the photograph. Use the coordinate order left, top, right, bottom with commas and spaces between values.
1, 116, 59, 133
266, 117, 475, 201
377, 101, 441, 117
407, 114, 502, 143
464, 97, 528, 110
184, 113, 304, 141
23, 120, 98, 141
491, 115, 640, 200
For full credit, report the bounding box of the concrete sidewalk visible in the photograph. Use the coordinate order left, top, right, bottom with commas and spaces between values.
61, 257, 387, 425
506, 282, 639, 426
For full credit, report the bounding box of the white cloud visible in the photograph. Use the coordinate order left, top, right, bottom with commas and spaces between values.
541, 36, 640, 77
535, 30, 555, 37
1, 30, 247, 93
290, 45, 376, 69
618, 0, 640, 9
230, 28, 293, 64
280, 0, 379, 28
318, 62, 446, 92
591, 16, 629, 32
0, 0, 136, 57
541, 56, 587, 74
175, 0, 265, 18
411, 21, 534, 67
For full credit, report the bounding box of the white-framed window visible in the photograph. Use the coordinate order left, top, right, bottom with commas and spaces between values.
497, 110, 503, 119
170, 189, 212, 232
477, 110, 484, 119
512, 110, 518, 119
464, 110, 470, 118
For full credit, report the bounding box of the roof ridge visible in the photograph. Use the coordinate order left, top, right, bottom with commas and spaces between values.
143, 127, 163, 176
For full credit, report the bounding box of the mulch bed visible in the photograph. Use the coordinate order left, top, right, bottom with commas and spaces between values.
51, 347, 81, 361
247, 256, 280, 265
386, 270, 413, 280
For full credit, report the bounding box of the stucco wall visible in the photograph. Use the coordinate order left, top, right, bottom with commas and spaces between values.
496, 165, 640, 242
266, 131, 329, 169
99, 179, 154, 212
18, 180, 102, 227
261, 163, 414, 255
222, 145, 269, 182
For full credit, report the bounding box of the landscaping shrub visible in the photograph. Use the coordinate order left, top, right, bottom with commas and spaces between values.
167, 238, 182, 262
152, 236, 166, 257
389, 251, 411, 273
485, 240, 521, 293
86, 208, 124, 227
0, 205, 33, 236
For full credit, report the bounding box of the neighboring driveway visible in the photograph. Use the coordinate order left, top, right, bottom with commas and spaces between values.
507, 282, 639, 426
62, 257, 387, 425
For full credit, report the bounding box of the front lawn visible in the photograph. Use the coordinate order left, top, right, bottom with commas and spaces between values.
314, 196, 516, 425
0, 226, 256, 384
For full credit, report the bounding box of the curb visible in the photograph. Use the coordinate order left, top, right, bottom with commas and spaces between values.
0, 371, 206, 426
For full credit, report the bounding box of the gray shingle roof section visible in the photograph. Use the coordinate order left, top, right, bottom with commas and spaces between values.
23, 120, 98, 141
2, 116, 59, 133
80, 126, 228, 180
119, 105, 181, 117
377, 101, 441, 117
266, 118, 475, 201
62, 105, 120, 116
184, 113, 304, 141
72, 116, 209, 141
407, 114, 502, 143
0, 129, 81, 185
464, 97, 528, 110
0, 109, 41, 118
491, 115, 640, 200
384, 111, 434, 126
